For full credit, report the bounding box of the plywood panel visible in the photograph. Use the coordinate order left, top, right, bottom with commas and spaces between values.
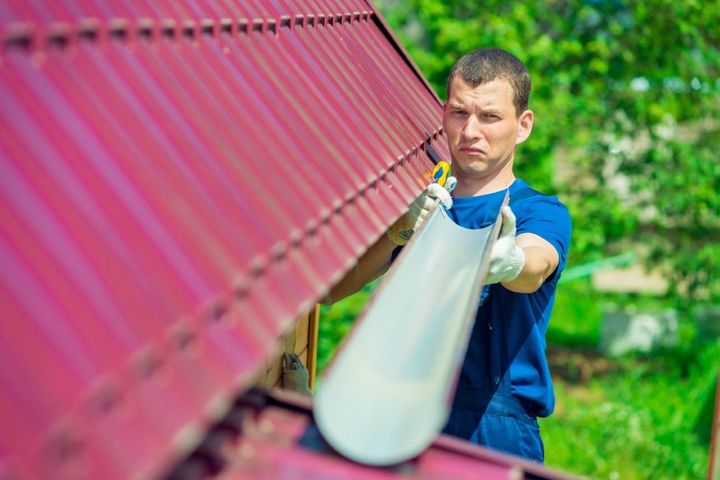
710, 371, 720, 480
255, 306, 318, 392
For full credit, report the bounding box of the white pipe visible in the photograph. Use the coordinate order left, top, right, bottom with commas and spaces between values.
315, 201, 501, 465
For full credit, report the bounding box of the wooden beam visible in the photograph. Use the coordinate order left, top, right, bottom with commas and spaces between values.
710, 370, 720, 480
307, 304, 320, 390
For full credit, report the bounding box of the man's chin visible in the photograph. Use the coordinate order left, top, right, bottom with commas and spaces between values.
455, 160, 489, 175
454, 151, 488, 166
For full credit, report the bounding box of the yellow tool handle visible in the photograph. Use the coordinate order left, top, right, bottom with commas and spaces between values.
431, 161, 450, 187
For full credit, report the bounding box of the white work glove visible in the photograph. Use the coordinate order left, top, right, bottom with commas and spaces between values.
387, 183, 453, 246
486, 206, 526, 284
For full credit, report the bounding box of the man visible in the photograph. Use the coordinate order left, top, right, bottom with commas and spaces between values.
326, 48, 571, 463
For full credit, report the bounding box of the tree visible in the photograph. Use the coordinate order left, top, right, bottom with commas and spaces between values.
376, 0, 720, 301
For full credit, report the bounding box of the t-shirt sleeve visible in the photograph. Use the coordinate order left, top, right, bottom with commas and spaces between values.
515, 196, 572, 279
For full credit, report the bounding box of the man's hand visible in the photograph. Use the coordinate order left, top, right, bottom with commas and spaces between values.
387, 183, 453, 246
486, 206, 526, 284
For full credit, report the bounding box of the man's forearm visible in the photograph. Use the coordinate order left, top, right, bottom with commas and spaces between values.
323, 183, 452, 304
322, 233, 397, 304
501, 245, 554, 293
501, 233, 559, 293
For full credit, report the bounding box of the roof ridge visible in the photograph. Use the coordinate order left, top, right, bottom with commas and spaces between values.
1, 12, 375, 54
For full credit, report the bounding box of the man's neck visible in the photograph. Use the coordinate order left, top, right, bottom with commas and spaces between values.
453, 170, 516, 197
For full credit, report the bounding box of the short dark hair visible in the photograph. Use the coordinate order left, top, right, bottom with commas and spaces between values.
446, 48, 531, 116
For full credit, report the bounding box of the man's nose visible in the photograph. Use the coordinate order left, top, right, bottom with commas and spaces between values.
461, 115, 482, 141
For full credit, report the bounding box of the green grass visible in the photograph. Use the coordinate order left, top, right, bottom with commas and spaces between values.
317, 278, 718, 479
542, 351, 716, 479
543, 280, 716, 479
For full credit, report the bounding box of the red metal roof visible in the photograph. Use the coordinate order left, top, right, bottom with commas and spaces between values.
170, 389, 578, 480
0, 1, 454, 478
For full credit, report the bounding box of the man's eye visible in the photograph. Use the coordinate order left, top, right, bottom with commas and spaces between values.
453, 110, 467, 115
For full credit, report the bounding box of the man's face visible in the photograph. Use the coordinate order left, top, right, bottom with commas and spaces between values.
442, 76, 533, 183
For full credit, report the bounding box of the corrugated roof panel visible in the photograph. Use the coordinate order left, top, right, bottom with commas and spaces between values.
1, 2, 446, 478
200, 390, 576, 480
361, 23, 440, 128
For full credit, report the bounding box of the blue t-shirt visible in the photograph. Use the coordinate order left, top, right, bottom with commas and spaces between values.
449, 178, 572, 417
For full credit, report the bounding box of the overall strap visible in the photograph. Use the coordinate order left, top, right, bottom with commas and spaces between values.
509, 187, 542, 207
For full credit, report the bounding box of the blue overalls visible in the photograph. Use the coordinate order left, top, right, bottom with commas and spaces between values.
442, 351, 545, 462
440, 184, 570, 464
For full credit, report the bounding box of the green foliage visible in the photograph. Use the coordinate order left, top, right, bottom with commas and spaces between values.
543, 373, 711, 480
376, 0, 720, 301
541, 280, 716, 478
542, 337, 718, 479
317, 283, 374, 374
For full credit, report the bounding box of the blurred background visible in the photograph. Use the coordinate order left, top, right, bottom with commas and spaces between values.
319, 1, 720, 478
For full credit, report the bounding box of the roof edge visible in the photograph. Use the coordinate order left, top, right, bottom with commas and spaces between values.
364, 0, 443, 107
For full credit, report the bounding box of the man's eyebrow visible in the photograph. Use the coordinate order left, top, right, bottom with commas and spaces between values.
481, 107, 503, 114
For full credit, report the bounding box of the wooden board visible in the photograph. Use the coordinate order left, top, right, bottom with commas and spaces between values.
710, 370, 720, 480
254, 305, 319, 392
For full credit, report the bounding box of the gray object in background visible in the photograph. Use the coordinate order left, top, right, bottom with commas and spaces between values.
600, 309, 678, 356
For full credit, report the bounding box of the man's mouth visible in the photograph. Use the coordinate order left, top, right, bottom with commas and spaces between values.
459, 146, 485, 155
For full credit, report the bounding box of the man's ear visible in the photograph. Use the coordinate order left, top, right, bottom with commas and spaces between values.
516, 109, 534, 145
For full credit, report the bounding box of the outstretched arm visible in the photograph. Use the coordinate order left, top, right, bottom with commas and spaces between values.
322, 233, 396, 304
322, 183, 454, 304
